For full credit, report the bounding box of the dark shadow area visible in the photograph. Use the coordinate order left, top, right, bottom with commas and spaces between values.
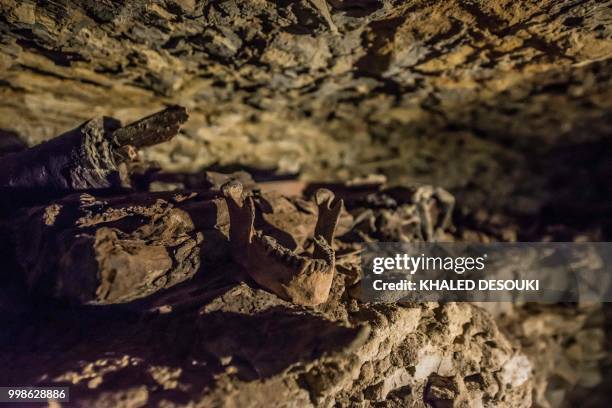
0, 129, 27, 156
0, 287, 359, 406
329, 0, 384, 18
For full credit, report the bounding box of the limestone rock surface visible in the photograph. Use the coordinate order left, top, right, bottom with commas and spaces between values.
1, 0, 611, 217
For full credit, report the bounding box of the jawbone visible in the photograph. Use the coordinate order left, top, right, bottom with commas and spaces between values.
222, 181, 342, 306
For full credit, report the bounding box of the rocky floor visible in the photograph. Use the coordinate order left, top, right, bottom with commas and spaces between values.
0, 250, 608, 407
0, 281, 534, 407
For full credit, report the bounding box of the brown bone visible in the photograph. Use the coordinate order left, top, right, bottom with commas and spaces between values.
222, 181, 343, 306
10, 190, 227, 305
0, 106, 188, 208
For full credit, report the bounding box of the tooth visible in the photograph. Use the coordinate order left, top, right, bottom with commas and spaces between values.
312, 236, 327, 260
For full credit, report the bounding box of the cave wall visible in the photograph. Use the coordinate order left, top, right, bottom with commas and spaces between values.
1, 0, 611, 217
